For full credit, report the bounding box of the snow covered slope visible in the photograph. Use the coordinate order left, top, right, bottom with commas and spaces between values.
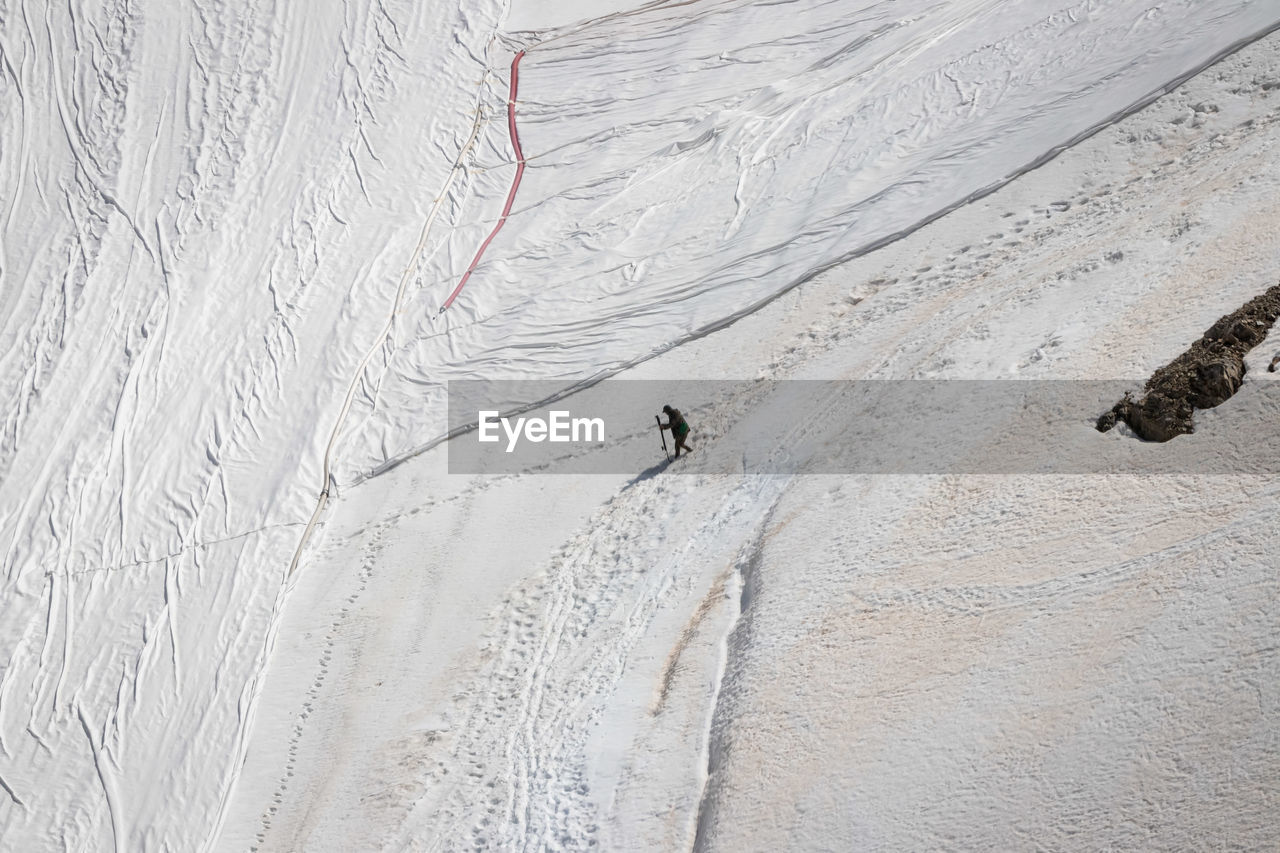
1, 2, 507, 847
2, 0, 1279, 849
229, 26, 1280, 853
353, 0, 1280, 474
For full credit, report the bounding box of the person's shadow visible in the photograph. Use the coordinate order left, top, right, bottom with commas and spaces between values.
626, 458, 671, 487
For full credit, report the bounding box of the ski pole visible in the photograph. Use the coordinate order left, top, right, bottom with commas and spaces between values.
656, 415, 670, 461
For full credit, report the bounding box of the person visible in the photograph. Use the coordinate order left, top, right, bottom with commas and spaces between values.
659, 404, 693, 457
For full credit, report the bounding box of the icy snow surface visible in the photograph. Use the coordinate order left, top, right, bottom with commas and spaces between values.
1, 0, 1279, 850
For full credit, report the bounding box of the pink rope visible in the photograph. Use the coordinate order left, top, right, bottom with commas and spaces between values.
441, 50, 527, 312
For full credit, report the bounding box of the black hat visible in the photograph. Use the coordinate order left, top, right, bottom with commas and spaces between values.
662, 404, 673, 413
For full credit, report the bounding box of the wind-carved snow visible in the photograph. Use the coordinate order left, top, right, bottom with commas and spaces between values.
341, 0, 1280, 479
1, 0, 1278, 849
0, 0, 507, 848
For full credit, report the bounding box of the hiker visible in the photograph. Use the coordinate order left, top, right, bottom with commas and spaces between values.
659, 404, 693, 457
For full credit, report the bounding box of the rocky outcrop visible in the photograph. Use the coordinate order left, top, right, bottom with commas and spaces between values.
1098, 283, 1280, 441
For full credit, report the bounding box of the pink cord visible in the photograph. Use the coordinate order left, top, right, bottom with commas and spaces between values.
442, 50, 527, 312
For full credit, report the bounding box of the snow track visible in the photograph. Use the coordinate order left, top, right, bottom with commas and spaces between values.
391, 471, 787, 851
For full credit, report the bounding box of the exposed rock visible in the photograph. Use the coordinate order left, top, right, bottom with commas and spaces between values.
1098, 282, 1280, 441
1204, 316, 1263, 347
1188, 358, 1243, 408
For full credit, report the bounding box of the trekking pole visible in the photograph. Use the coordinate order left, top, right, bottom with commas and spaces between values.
656, 415, 670, 461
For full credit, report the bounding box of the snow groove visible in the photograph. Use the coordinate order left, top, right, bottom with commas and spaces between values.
47, 522, 304, 580
691, 529, 763, 853
76, 702, 125, 853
